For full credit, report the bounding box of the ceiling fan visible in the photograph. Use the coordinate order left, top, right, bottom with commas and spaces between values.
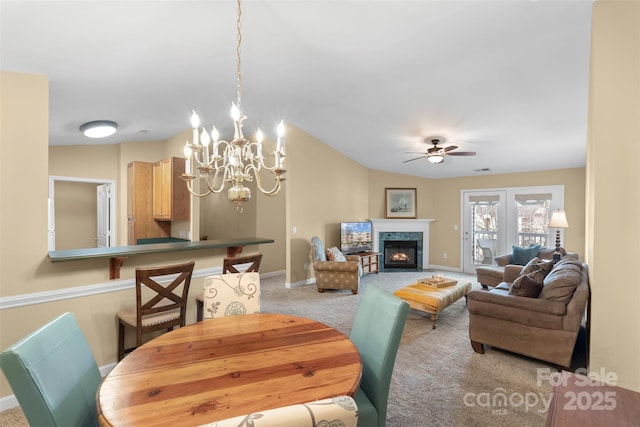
403, 136, 476, 164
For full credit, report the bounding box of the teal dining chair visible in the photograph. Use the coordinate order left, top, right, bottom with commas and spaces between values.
350, 285, 409, 427
0, 312, 101, 427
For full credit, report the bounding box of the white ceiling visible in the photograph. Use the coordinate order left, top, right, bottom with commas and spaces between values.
1, 0, 594, 179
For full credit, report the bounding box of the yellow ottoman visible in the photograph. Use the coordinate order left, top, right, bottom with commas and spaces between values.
393, 279, 472, 329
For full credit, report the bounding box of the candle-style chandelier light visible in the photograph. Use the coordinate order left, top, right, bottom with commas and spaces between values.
181, 0, 286, 212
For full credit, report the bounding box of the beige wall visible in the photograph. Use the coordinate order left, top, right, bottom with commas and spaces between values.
367, 170, 437, 220
286, 125, 370, 284
586, 0, 640, 392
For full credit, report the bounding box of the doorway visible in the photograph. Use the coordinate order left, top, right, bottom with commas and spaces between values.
48, 176, 116, 251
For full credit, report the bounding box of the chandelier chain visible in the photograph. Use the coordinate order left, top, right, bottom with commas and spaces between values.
236, 0, 242, 109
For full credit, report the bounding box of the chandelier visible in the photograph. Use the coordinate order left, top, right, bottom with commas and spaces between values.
180, 0, 286, 212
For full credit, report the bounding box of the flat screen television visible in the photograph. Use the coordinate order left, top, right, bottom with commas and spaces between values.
340, 221, 373, 255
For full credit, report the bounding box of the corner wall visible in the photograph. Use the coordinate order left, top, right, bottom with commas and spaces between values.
586, 0, 640, 392
286, 125, 370, 285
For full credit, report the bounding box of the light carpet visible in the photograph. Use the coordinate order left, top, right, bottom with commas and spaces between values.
0, 270, 587, 426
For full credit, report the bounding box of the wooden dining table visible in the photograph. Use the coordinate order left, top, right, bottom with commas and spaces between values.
96, 313, 362, 427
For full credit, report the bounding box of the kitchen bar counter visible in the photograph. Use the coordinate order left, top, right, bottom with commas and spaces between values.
48, 237, 274, 278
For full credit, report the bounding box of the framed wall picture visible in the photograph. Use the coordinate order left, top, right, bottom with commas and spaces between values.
385, 188, 417, 219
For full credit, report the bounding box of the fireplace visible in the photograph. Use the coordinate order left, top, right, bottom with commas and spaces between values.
370, 218, 434, 271
384, 240, 418, 269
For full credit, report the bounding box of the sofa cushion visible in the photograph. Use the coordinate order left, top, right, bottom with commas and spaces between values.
512, 244, 541, 265
494, 253, 513, 267
539, 258, 582, 303
538, 246, 566, 260
326, 247, 347, 262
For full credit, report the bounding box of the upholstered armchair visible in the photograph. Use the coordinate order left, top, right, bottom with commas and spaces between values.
198, 396, 358, 427
310, 236, 360, 294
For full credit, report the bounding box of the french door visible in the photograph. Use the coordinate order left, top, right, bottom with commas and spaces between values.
461, 186, 564, 274
462, 191, 507, 273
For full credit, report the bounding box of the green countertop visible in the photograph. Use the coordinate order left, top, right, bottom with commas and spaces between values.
48, 237, 274, 262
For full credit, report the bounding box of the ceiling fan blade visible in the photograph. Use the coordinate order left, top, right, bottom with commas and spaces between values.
427, 146, 442, 153
403, 151, 428, 154
443, 145, 458, 153
402, 156, 426, 163
447, 151, 476, 156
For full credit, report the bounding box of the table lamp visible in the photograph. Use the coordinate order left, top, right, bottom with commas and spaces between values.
549, 210, 569, 263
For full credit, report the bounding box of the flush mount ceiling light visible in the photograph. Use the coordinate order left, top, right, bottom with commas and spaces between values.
79, 120, 118, 138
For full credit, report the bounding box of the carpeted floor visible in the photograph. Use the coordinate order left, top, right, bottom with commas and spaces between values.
0, 270, 587, 426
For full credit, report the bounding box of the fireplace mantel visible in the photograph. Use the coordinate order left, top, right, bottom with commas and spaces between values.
370, 219, 434, 270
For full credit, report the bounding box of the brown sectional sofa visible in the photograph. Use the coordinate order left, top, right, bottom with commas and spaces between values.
476, 246, 573, 288
467, 257, 589, 368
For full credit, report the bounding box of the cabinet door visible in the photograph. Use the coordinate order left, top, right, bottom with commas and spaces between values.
170, 158, 189, 221
161, 159, 172, 219
152, 157, 189, 221
153, 161, 165, 220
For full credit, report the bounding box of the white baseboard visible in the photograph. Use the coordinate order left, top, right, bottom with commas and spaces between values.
285, 278, 315, 289
0, 395, 18, 412
426, 264, 464, 273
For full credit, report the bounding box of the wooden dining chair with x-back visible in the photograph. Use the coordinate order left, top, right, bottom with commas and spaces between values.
195, 253, 262, 322
116, 261, 195, 361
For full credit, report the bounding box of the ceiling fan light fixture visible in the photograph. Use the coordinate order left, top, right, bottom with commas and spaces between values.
428, 154, 444, 164
79, 120, 118, 138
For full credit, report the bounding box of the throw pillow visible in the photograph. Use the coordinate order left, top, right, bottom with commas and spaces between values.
311, 236, 327, 261
325, 249, 335, 261
519, 257, 554, 283
326, 247, 347, 262
511, 244, 541, 265
508, 257, 552, 297
509, 274, 544, 298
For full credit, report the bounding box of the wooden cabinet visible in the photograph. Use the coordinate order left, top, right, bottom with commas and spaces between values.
152, 157, 190, 221
358, 252, 381, 275
127, 161, 169, 245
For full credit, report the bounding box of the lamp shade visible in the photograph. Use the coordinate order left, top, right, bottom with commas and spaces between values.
79, 120, 118, 138
549, 210, 569, 228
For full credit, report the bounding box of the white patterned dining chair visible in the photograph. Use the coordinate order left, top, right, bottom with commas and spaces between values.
202, 272, 261, 319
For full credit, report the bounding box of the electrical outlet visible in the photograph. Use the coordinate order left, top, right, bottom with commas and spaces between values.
443, 253, 448, 259
303, 262, 309, 270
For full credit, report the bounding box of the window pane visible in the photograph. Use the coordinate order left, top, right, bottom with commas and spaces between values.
516, 197, 550, 247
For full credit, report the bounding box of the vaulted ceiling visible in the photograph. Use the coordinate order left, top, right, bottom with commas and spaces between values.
1, 0, 594, 179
